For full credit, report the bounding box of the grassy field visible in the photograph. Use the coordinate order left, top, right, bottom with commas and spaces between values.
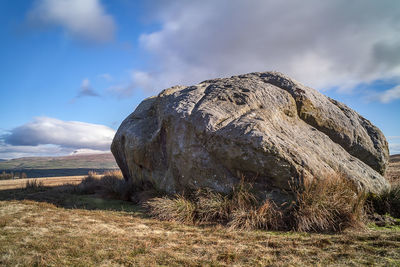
0, 176, 85, 190
0, 155, 399, 266
0, 153, 118, 178
0, 177, 399, 266
0, 153, 118, 169
387, 154, 400, 184
1, 198, 399, 266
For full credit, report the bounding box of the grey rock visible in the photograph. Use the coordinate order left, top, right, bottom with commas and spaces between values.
111, 72, 390, 201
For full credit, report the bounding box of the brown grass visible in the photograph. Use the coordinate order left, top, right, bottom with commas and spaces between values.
146, 195, 196, 224
0, 158, 399, 265
386, 154, 400, 184
145, 181, 283, 230
228, 200, 283, 230
0, 199, 398, 266
368, 182, 400, 218
293, 173, 367, 232
145, 174, 366, 233
25, 179, 45, 190
0, 176, 85, 190
77, 170, 137, 201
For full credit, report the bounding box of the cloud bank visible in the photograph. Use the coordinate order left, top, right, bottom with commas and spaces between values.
129, 0, 400, 94
28, 0, 115, 42
1, 117, 116, 159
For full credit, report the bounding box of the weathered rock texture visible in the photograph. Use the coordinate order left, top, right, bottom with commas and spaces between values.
111, 72, 390, 201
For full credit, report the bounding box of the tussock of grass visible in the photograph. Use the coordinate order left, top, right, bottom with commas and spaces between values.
74, 171, 396, 233
77, 171, 134, 201
293, 174, 366, 232
25, 179, 45, 190
145, 180, 284, 230
146, 174, 367, 233
228, 200, 283, 230
368, 183, 400, 218
195, 188, 230, 223
146, 195, 196, 224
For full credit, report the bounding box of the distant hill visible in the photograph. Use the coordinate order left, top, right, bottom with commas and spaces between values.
0, 153, 119, 178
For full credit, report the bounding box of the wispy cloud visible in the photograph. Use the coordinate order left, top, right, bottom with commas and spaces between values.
77, 78, 99, 97
1, 117, 116, 159
132, 0, 400, 93
28, 0, 115, 43
372, 85, 400, 103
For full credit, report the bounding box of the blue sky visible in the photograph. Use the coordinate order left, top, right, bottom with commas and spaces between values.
0, 0, 399, 159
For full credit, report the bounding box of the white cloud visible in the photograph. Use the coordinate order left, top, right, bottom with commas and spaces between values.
375, 85, 400, 103
131, 0, 400, 94
3, 117, 115, 152
77, 78, 99, 97
28, 0, 115, 42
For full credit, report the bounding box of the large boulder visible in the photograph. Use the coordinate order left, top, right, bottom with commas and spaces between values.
111, 72, 390, 201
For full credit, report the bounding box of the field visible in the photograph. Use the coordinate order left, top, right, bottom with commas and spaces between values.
0, 153, 118, 178
387, 154, 400, 184
1, 199, 399, 266
0, 156, 399, 266
0, 176, 85, 190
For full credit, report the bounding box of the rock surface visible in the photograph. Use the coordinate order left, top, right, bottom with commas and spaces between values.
111, 72, 390, 201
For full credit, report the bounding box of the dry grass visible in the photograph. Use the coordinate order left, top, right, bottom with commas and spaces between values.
368, 183, 400, 218
0, 176, 85, 190
293, 174, 367, 232
0, 199, 399, 266
24, 179, 45, 190
77, 170, 131, 199
146, 174, 366, 233
145, 181, 284, 230
228, 200, 283, 231
195, 188, 231, 223
386, 154, 400, 184
0, 163, 399, 265
146, 195, 196, 224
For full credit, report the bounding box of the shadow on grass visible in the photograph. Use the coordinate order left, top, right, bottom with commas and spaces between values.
0, 185, 146, 216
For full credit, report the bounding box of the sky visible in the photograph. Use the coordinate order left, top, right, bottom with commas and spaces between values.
0, 0, 399, 159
